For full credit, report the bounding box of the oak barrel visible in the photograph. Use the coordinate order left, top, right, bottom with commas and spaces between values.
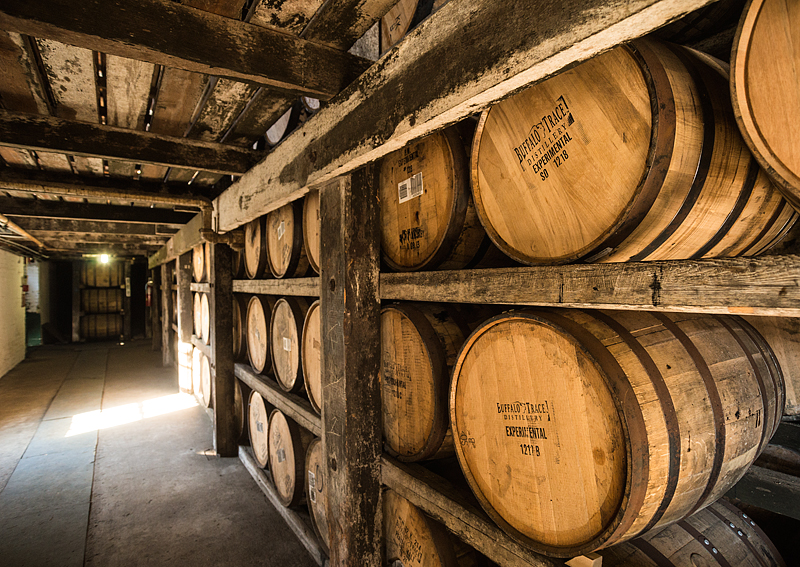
301, 300, 323, 415
248, 390, 271, 468
244, 216, 269, 279
199, 351, 212, 408
81, 261, 123, 287
381, 128, 499, 272
232, 248, 245, 279
384, 489, 463, 567
192, 347, 202, 394
268, 409, 313, 507
246, 295, 277, 375
732, 0, 800, 210
381, 303, 468, 462
235, 379, 251, 444
450, 309, 784, 557
380, 0, 431, 54
305, 437, 329, 554
192, 243, 206, 282
80, 313, 123, 339
270, 297, 310, 393
471, 39, 797, 265
232, 294, 249, 362
744, 316, 800, 416
200, 293, 210, 345
302, 190, 321, 275
265, 104, 300, 147
266, 202, 310, 279
81, 288, 123, 313
599, 500, 786, 566
193, 292, 203, 340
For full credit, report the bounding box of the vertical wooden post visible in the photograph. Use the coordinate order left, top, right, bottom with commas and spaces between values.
123, 260, 132, 340
320, 167, 382, 567
177, 252, 193, 392
210, 242, 236, 457
151, 267, 160, 350
71, 261, 81, 342
161, 261, 173, 366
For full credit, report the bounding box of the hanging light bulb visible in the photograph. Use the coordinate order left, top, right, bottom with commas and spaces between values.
100, 254, 109, 264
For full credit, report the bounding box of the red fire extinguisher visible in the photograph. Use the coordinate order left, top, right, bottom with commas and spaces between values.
145, 280, 153, 307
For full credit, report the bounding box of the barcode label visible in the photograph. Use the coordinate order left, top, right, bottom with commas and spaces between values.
308, 471, 316, 502
398, 172, 423, 204
277, 220, 285, 239
283, 337, 292, 352
277, 448, 286, 463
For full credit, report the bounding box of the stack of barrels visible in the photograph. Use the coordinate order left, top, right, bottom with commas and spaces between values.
79, 260, 124, 340
192, 243, 212, 408
374, 17, 798, 563
238, 189, 329, 541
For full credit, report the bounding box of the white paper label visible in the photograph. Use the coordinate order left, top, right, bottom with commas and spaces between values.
276, 448, 286, 463
283, 337, 292, 352
308, 471, 316, 503
398, 172, 423, 204
277, 220, 286, 240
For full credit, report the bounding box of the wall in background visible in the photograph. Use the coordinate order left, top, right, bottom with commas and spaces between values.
0, 250, 25, 379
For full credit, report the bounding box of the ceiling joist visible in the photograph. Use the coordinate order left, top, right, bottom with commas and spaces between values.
0, 110, 259, 175
13, 217, 179, 236
0, 196, 196, 225
0, 0, 370, 100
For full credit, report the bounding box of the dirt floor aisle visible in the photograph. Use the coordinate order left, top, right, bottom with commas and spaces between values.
0, 340, 317, 567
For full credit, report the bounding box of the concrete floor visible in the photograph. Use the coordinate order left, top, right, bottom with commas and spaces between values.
0, 340, 317, 567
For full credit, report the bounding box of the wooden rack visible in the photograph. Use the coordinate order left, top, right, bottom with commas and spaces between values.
147, 1, 800, 566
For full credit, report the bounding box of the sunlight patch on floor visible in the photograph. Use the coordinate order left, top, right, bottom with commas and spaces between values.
66, 393, 199, 437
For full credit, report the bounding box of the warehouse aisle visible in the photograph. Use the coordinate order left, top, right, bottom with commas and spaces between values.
0, 341, 317, 567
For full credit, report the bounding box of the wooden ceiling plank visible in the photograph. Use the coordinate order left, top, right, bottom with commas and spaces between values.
0, 0, 371, 99
0, 147, 38, 169
34, 150, 72, 173
0, 31, 50, 114
248, 0, 325, 35
30, 231, 170, 244
13, 217, 177, 235
0, 197, 195, 224
0, 110, 260, 175
300, 0, 397, 50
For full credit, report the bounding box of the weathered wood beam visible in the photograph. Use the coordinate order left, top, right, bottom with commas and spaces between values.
147, 213, 204, 268
33, 232, 170, 244
382, 457, 561, 567
161, 261, 173, 366
320, 170, 382, 567
0, 197, 195, 225
232, 277, 320, 297
0, 110, 259, 175
44, 241, 162, 253
210, 243, 237, 457
301, 0, 396, 50
380, 256, 800, 317
0, 168, 221, 199
216, 0, 716, 231
13, 217, 179, 235
727, 465, 800, 521
0, 0, 370, 99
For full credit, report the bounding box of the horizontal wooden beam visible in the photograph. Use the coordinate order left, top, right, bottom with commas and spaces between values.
15, 217, 179, 235
191, 335, 211, 360
148, 213, 204, 268
301, 0, 395, 50
239, 446, 327, 566
0, 168, 220, 200
0, 197, 195, 224
380, 256, 800, 317
215, 0, 715, 231
382, 457, 561, 567
33, 232, 169, 245
726, 465, 800, 521
190, 282, 210, 294
0, 111, 259, 175
235, 363, 321, 437
0, 0, 370, 100
45, 241, 160, 253
232, 277, 320, 297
